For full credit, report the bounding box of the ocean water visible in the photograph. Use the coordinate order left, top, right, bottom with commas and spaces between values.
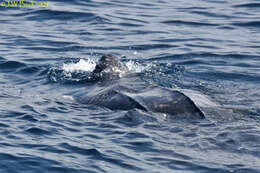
0, 0, 260, 172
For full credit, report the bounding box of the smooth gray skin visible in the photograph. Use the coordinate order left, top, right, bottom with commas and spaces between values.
78, 84, 205, 119
77, 54, 205, 119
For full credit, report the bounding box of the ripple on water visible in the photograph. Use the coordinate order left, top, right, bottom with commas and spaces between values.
0, 61, 26, 70
26, 127, 51, 136
0, 0, 260, 172
233, 3, 260, 8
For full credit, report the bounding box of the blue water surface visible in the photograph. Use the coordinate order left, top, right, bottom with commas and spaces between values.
0, 0, 260, 172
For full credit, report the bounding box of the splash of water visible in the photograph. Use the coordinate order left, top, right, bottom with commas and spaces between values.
62, 59, 96, 73
125, 61, 147, 73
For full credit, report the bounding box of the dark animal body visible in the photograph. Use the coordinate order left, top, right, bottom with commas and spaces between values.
77, 54, 205, 119
93, 54, 128, 73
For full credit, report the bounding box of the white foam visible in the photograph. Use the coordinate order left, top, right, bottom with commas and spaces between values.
62, 59, 96, 73
62, 95, 74, 101
62, 58, 150, 75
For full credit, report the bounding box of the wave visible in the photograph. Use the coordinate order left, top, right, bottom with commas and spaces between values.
162, 20, 218, 27
0, 61, 26, 71
232, 21, 260, 28
15, 8, 110, 23
233, 3, 260, 8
